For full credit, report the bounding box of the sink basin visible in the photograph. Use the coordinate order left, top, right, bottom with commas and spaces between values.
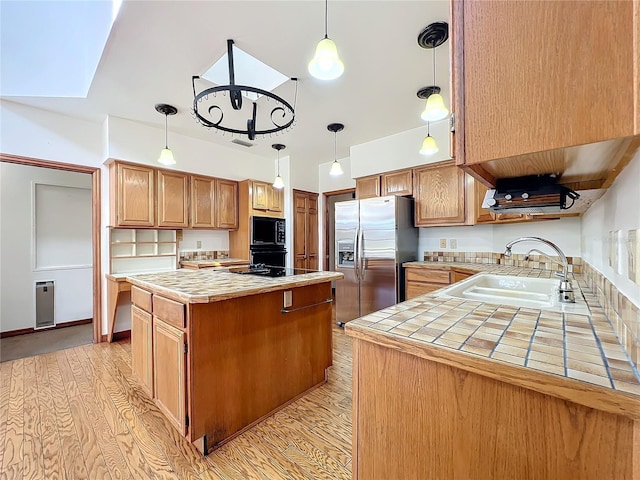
436, 274, 590, 315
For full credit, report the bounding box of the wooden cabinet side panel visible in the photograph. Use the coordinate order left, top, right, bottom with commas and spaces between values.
215, 179, 239, 229
131, 305, 153, 396
353, 341, 637, 480
153, 318, 187, 436
157, 170, 188, 228
414, 164, 466, 225
117, 163, 155, 226
190, 175, 216, 228
462, 0, 635, 164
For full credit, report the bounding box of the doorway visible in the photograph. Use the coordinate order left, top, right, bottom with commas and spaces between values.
0, 154, 101, 361
323, 189, 355, 272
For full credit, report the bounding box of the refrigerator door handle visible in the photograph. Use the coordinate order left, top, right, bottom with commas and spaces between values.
353, 227, 360, 280
358, 228, 365, 281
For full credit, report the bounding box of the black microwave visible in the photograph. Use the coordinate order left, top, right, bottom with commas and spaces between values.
250, 216, 285, 247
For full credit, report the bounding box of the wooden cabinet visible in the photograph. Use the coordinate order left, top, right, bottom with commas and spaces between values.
413, 161, 466, 226
405, 265, 472, 299
131, 304, 153, 396
153, 316, 187, 435
452, 0, 640, 185
356, 175, 381, 199
110, 162, 155, 227
381, 169, 413, 197
190, 175, 215, 228
269, 186, 284, 213
251, 180, 283, 214
157, 169, 189, 228
215, 179, 238, 229
293, 190, 319, 271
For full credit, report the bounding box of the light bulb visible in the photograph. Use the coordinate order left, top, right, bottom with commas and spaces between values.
420, 93, 449, 122
419, 135, 439, 156
157, 148, 176, 165
329, 160, 344, 176
273, 175, 285, 189
308, 37, 344, 80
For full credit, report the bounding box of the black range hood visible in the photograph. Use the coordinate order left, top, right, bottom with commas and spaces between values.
482, 174, 580, 214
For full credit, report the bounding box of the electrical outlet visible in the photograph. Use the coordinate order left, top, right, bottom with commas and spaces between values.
283, 290, 292, 308
450, 239, 457, 249
196, 240, 202, 249
439, 239, 447, 248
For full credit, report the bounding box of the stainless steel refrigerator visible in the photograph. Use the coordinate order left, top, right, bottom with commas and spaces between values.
335, 195, 418, 325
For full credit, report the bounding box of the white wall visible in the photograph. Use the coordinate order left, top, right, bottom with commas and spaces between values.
418, 217, 583, 258
0, 162, 93, 332
350, 122, 451, 178
582, 150, 640, 307
179, 230, 229, 253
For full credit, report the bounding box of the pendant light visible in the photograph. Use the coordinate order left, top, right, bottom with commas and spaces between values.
155, 103, 177, 166
272, 144, 285, 189
327, 123, 344, 176
308, 0, 344, 80
417, 22, 449, 122
419, 122, 439, 156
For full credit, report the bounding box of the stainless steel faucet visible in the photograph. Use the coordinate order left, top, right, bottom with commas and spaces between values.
504, 237, 575, 303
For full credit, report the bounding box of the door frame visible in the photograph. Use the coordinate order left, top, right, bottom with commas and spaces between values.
1, 153, 102, 344
322, 188, 355, 271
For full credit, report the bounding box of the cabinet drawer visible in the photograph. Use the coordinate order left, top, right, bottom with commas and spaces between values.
131, 286, 152, 313
406, 282, 446, 299
153, 295, 185, 329
405, 268, 451, 284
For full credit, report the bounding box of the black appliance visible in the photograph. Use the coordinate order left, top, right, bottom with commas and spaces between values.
250, 248, 287, 268
231, 263, 289, 277
250, 216, 286, 247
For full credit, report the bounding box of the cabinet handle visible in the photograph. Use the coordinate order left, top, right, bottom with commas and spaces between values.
281, 297, 333, 314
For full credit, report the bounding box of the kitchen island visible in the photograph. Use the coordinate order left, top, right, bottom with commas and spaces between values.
346, 263, 640, 480
126, 268, 342, 454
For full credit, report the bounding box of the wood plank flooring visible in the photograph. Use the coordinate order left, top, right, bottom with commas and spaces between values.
0, 325, 353, 479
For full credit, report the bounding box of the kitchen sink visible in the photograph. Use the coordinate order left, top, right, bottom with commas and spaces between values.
436, 274, 590, 315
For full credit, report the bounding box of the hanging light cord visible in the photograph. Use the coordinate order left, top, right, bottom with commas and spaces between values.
276, 152, 280, 176
427, 121, 431, 137
164, 113, 169, 149
333, 130, 337, 162
432, 48, 436, 85
324, 0, 328, 38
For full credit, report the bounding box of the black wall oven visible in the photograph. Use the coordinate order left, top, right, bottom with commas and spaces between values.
250, 216, 285, 247
250, 249, 287, 268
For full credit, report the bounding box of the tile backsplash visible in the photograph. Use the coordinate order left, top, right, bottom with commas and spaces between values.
179, 250, 229, 261
422, 250, 581, 273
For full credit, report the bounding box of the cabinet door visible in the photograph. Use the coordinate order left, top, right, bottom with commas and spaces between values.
269, 186, 284, 213
115, 163, 155, 226
455, 0, 636, 165
190, 175, 215, 228
356, 176, 381, 199
252, 181, 270, 210
307, 196, 319, 270
215, 179, 238, 229
381, 170, 413, 196
157, 170, 188, 228
414, 163, 466, 226
131, 305, 153, 396
153, 317, 187, 436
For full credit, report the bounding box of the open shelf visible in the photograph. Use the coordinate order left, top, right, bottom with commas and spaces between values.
109, 228, 178, 273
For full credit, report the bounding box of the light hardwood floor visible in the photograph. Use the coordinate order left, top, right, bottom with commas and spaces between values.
0, 325, 353, 479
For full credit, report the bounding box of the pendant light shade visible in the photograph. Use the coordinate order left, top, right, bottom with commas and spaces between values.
272, 144, 286, 189
421, 92, 449, 122
327, 122, 345, 176
420, 135, 439, 156
308, 0, 344, 80
155, 103, 177, 166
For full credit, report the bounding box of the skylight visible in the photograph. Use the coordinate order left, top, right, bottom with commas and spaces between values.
0, 0, 122, 98
202, 44, 288, 101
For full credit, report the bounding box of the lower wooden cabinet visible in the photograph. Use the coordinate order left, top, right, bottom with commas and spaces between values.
131, 305, 153, 396
153, 316, 187, 436
405, 265, 473, 299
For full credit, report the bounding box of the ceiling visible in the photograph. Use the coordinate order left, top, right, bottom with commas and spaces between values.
2, 0, 451, 169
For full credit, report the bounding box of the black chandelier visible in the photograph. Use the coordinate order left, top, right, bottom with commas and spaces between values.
192, 39, 298, 141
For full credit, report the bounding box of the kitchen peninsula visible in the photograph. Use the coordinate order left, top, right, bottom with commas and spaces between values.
126, 268, 342, 454
346, 263, 640, 480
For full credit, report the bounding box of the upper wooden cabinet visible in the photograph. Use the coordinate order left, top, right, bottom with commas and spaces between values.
157, 170, 189, 228
110, 162, 155, 227
190, 175, 216, 228
413, 161, 466, 226
215, 179, 239, 229
356, 175, 381, 199
381, 169, 413, 197
251, 180, 284, 215
452, 0, 640, 186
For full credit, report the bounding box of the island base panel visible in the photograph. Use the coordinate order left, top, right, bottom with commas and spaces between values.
190, 283, 333, 449
353, 339, 638, 480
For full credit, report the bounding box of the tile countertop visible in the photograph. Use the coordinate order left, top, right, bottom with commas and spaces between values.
126, 269, 343, 304
179, 258, 250, 269
346, 262, 640, 420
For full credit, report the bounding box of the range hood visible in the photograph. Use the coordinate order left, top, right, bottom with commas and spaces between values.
482, 174, 580, 214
